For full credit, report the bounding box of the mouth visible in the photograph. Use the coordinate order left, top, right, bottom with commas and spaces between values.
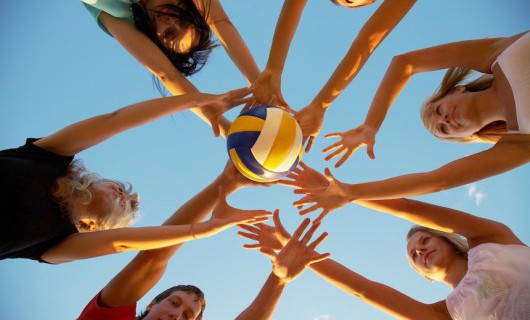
424, 251, 434, 265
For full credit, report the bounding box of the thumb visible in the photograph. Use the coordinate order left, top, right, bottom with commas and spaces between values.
304, 136, 315, 153
211, 120, 220, 137
260, 247, 277, 261
324, 168, 335, 182
366, 141, 376, 160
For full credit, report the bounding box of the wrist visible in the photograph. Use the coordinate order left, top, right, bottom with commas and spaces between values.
270, 272, 289, 287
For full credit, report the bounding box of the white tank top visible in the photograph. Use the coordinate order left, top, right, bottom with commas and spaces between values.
445, 243, 530, 320
493, 32, 530, 134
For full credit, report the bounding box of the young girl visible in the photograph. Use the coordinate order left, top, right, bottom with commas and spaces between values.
81, 0, 260, 137
0, 88, 272, 264
321, 31, 530, 192
242, 163, 530, 319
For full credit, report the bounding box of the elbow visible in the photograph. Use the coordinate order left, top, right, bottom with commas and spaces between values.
391, 54, 414, 77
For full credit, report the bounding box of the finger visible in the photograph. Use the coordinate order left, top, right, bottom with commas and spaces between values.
308, 232, 328, 250
309, 252, 331, 264
323, 168, 335, 182
211, 120, 220, 138
291, 218, 310, 240
229, 87, 252, 97
300, 221, 320, 245
272, 210, 289, 236
324, 146, 346, 161
366, 142, 376, 160
277, 179, 298, 187
314, 210, 329, 224
292, 195, 314, 206
259, 247, 277, 260
324, 132, 342, 138
299, 204, 320, 216
243, 243, 262, 250
304, 136, 315, 153
299, 161, 308, 170
335, 149, 354, 168
245, 217, 270, 224
238, 224, 261, 233
322, 141, 343, 154
292, 167, 303, 174
237, 231, 259, 240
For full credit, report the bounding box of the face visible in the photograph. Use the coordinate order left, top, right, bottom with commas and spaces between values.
406, 231, 458, 280
429, 89, 481, 139
153, 9, 199, 54
332, 0, 376, 8
144, 291, 202, 320
87, 181, 132, 219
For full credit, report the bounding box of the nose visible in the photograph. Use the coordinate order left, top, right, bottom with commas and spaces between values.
415, 248, 426, 256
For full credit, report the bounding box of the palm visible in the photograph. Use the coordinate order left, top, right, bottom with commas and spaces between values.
279, 162, 329, 190
323, 124, 376, 167
202, 88, 252, 137
238, 210, 291, 251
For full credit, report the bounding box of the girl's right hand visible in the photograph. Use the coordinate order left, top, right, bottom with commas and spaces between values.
323, 124, 377, 167
200, 87, 253, 137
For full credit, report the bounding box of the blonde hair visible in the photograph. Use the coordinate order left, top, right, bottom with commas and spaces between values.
421, 67, 506, 143
52, 160, 139, 231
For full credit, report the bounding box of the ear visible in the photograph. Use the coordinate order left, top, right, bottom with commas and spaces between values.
146, 300, 157, 312
78, 218, 97, 232
454, 86, 466, 93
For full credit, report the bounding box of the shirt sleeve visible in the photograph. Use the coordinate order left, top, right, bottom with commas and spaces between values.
77, 292, 137, 320
81, 0, 136, 36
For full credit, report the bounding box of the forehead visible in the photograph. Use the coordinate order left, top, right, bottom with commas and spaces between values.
169, 291, 202, 316
334, 0, 376, 7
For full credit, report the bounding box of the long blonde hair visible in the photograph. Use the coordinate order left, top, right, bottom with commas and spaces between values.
52, 160, 139, 231
421, 67, 506, 143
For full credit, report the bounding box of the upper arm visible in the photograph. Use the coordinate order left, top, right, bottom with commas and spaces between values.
398, 36, 512, 75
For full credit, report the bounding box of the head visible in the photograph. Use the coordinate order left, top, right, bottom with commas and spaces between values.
52, 161, 139, 232
137, 285, 206, 320
132, 0, 217, 77
330, 0, 376, 8
421, 67, 506, 143
406, 226, 469, 282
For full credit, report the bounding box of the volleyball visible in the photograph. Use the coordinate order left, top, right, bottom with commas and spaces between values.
227, 105, 303, 182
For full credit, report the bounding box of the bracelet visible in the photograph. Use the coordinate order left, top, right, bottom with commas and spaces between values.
190, 223, 197, 239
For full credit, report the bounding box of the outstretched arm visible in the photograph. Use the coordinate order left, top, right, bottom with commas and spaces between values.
201, 0, 260, 83
93, 163, 264, 309
323, 33, 526, 165
296, 0, 416, 151
34, 88, 249, 155
238, 212, 450, 320
98, 12, 232, 137
295, 135, 530, 221
252, 0, 308, 110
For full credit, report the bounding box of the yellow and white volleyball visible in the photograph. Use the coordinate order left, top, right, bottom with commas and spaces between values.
227, 105, 303, 182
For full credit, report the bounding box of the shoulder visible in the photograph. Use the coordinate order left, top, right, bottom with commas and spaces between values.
78, 291, 137, 320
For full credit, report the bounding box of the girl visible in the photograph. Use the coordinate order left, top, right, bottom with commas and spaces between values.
81, 0, 260, 137
0, 88, 272, 264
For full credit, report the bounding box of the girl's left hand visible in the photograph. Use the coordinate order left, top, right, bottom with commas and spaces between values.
201, 87, 253, 137
238, 210, 291, 251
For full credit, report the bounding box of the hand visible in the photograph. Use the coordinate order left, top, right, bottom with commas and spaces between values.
201, 87, 253, 137
219, 161, 274, 192
323, 123, 377, 167
260, 218, 329, 283
208, 187, 272, 235
294, 103, 326, 152
251, 69, 294, 113
293, 168, 352, 224
237, 210, 291, 251
278, 161, 329, 190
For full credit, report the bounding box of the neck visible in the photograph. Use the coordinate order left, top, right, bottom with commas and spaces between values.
441, 254, 468, 289
473, 83, 506, 125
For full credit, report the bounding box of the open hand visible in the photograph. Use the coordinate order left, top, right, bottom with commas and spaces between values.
260, 218, 329, 283
278, 162, 329, 190
202, 87, 253, 137
294, 103, 326, 152
209, 187, 272, 234
323, 123, 376, 167
237, 210, 291, 251
220, 161, 274, 192
251, 69, 294, 113
293, 168, 352, 224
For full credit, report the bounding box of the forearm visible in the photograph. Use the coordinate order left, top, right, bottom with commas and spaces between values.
311, 0, 416, 109
235, 273, 287, 320
364, 54, 413, 131
211, 19, 260, 83
265, 0, 308, 74
310, 259, 440, 320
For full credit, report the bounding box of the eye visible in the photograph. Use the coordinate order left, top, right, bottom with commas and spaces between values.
435, 105, 442, 116
440, 124, 448, 135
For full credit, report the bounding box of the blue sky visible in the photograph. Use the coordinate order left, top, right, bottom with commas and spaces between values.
0, 1, 529, 319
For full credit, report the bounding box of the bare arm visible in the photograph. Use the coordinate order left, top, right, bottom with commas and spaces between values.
235, 273, 288, 320
34, 88, 249, 155
96, 164, 261, 308
203, 0, 260, 83
98, 12, 232, 137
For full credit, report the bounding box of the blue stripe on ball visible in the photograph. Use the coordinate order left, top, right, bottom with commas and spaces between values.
235, 147, 287, 180
239, 105, 271, 120
227, 131, 261, 150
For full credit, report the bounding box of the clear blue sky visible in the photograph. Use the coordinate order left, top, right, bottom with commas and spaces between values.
0, 1, 529, 319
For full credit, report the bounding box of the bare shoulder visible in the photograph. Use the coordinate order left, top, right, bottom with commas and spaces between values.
429, 300, 452, 320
